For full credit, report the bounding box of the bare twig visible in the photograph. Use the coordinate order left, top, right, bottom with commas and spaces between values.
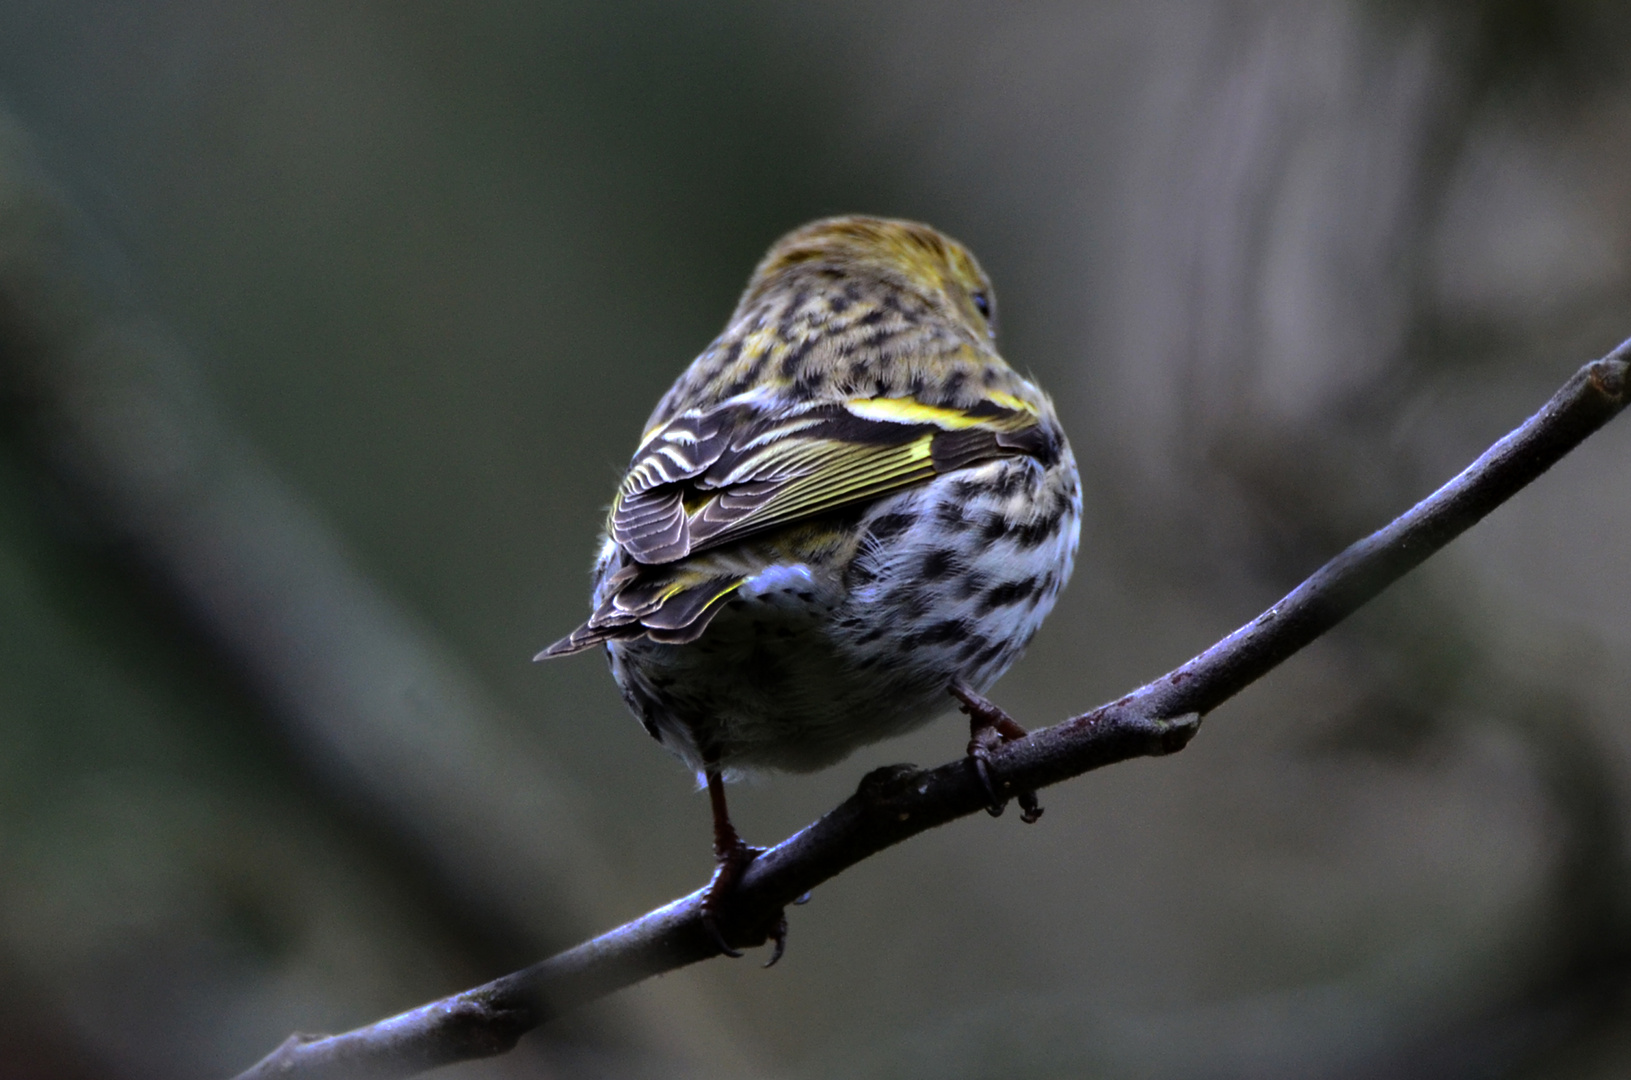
234, 342, 1630, 1080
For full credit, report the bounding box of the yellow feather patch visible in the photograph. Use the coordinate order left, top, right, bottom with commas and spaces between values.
982, 390, 1038, 416
843, 396, 1035, 428
715, 435, 937, 535
701, 579, 746, 609
844, 398, 983, 428
657, 574, 744, 605
738, 326, 780, 363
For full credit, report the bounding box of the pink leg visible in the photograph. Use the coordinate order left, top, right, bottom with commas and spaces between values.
699, 767, 787, 966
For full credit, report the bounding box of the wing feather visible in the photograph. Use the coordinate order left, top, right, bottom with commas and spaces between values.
609, 395, 1053, 565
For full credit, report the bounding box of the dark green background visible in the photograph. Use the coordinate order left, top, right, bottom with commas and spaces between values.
2, 3, 1631, 1077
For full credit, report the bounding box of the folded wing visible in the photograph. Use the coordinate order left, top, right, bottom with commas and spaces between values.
540, 392, 1059, 656
612, 394, 1056, 565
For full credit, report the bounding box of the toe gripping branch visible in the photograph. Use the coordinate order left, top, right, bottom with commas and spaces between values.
951, 682, 1043, 823
701, 768, 789, 966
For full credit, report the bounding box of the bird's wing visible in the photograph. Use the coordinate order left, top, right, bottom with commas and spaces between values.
610, 391, 1059, 565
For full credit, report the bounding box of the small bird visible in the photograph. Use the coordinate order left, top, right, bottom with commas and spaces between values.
540, 216, 1080, 960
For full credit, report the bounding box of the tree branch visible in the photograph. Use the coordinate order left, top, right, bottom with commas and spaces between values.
233, 342, 1631, 1080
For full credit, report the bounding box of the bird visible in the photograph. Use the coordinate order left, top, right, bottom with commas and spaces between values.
539, 216, 1081, 962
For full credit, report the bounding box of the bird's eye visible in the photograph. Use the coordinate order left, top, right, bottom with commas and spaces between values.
971, 291, 991, 320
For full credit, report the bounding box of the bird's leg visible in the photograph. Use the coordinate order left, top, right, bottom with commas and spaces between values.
700, 766, 788, 966
951, 681, 1043, 823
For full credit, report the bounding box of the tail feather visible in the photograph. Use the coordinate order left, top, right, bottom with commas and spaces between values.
536, 573, 743, 659
534, 624, 613, 659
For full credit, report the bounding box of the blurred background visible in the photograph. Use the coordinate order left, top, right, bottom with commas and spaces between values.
2, 2, 1630, 1077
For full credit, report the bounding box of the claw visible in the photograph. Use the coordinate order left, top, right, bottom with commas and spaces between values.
1017, 789, 1043, 824
700, 836, 764, 959
701, 844, 790, 965
968, 750, 1005, 816
701, 908, 742, 958
951, 681, 1043, 823
763, 911, 788, 968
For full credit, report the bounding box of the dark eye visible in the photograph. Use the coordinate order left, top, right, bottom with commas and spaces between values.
971, 291, 991, 320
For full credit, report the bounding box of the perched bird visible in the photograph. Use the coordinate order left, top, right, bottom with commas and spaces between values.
540, 216, 1080, 960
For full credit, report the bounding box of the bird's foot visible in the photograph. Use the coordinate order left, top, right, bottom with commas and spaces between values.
700, 837, 789, 966
951, 682, 1043, 823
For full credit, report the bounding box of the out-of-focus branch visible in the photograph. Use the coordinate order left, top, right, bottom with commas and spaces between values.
234, 343, 1631, 1080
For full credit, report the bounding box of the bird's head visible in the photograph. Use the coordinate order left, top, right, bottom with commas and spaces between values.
741, 216, 997, 340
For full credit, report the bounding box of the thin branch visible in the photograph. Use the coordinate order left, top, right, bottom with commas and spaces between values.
234, 342, 1631, 1080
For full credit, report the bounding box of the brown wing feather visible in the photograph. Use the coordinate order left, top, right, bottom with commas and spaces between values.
610, 398, 1049, 566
